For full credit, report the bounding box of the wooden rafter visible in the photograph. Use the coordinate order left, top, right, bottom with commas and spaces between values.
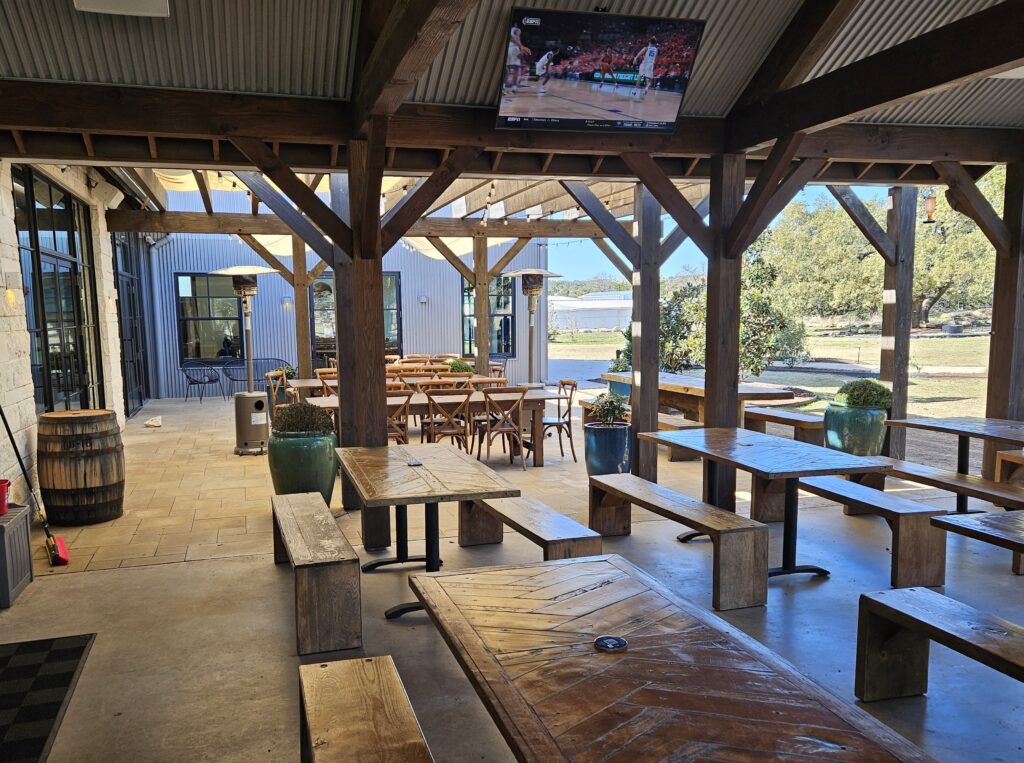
488, 238, 530, 279
426, 236, 474, 281
826, 185, 895, 264
728, 2, 1024, 150
593, 238, 633, 280
732, 0, 858, 110
147, 135, 159, 160
734, 157, 826, 253
310, 258, 330, 279
380, 144, 481, 251
307, 173, 324, 191
934, 160, 1011, 257
233, 172, 335, 265
123, 167, 165, 212
352, 0, 477, 134
193, 170, 213, 214
561, 180, 639, 264
81, 132, 94, 157
660, 197, 710, 266
236, 234, 294, 286
231, 136, 353, 257
250, 192, 260, 216
621, 153, 713, 258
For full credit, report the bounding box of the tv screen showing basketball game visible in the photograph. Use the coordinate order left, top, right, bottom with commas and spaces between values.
496, 8, 705, 133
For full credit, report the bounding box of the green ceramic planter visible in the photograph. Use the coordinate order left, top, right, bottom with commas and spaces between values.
268, 430, 338, 504
823, 402, 887, 455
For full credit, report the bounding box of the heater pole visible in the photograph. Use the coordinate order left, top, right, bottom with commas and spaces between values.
528, 293, 538, 384
243, 295, 255, 393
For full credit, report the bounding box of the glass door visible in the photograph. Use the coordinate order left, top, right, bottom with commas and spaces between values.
117, 273, 148, 416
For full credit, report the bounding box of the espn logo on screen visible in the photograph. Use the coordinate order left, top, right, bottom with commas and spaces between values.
522, 16, 540, 25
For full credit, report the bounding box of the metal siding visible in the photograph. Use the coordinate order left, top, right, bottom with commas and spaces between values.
855, 78, 1024, 128
409, 0, 803, 116
0, 0, 354, 98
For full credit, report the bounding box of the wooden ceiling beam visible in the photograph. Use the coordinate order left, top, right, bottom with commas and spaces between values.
660, 197, 710, 266
934, 160, 1011, 256
193, 170, 213, 214
621, 152, 713, 257
381, 145, 481, 251
232, 136, 352, 257
826, 185, 896, 264
593, 238, 633, 280
732, 0, 858, 111
123, 167, 166, 213
735, 157, 826, 252
726, 133, 804, 256
488, 238, 531, 279
236, 233, 294, 286
727, 2, 1024, 151
426, 236, 474, 281
352, 0, 477, 135
561, 180, 640, 264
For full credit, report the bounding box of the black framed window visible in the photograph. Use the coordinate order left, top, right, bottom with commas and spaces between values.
12, 165, 104, 414
311, 272, 402, 356
462, 276, 515, 357
175, 274, 244, 361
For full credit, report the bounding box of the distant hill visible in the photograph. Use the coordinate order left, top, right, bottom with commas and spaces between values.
548, 271, 704, 298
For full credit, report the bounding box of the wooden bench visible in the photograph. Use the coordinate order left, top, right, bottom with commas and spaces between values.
589, 473, 768, 610
799, 476, 946, 587
299, 656, 432, 762
459, 494, 602, 560
855, 587, 1024, 702
744, 406, 824, 445
932, 510, 1024, 575
580, 399, 701, 461
272, 493, 361, 655
867, 456, 1024, 509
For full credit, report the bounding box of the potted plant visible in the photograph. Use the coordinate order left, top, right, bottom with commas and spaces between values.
583, 391, 632, 476
446, 358, 474, 373
823, 379, 893, 455
268, 402, 338, 503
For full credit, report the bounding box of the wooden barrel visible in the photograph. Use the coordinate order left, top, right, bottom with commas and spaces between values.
37, 410, 125, 526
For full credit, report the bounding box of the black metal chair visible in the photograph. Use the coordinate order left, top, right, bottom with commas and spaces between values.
222, 357, 294, 394
181, 361, 225, 403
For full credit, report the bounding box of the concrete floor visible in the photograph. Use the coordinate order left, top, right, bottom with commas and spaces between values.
1, 398, 1021, 762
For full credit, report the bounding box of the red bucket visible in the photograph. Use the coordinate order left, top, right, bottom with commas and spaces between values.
0, 479, 9, 516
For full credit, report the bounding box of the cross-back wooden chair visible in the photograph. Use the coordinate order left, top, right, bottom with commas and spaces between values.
471, 376, 508, 389
438, 372, 473, 389
423, 388, 473, 450
327, 356, 338, 368
316, 369, 338, 396
475, 386, 528, 469
542, 378, 578, 462
385, 390, 414, 444
265, 369, 295, 419
489, 356, 508, 378
415, 378, 458, 439
385, 380, 406, 392
384, 354, 401, 364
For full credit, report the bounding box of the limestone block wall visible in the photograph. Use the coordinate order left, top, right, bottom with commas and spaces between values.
0, 160, 124, 504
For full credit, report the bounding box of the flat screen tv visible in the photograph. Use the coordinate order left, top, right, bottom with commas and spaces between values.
496, 8, 705, 133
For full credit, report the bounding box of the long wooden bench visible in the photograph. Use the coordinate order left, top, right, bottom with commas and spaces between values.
272, 493, 361, 655
868, 456, 1024, 509
744, 406, 824, 445
799, 476, 947, 588
459, 494, 602, 560
589, 473, 768, 610
299, 656, 432, 762
855, 587, 1024, 702
932, 510, 1024, 575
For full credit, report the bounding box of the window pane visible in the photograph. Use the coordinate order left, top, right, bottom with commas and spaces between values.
181, 319, 243, 360
382, 275, 398, 310
177, 275, 194, 298
20, 249, 35, 331
51, 187, 72, 255
207, 276, 236, 297
209, 297, 239, 318
33, 178, 55, 251
13, 169, 31, 248
179, 296, 207, 318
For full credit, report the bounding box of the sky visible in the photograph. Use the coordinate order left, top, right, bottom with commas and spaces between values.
547, 184, 890, 281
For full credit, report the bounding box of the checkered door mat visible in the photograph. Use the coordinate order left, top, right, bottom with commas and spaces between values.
0, 634, 95, 762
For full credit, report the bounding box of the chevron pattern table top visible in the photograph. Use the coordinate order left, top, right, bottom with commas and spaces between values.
411, 555, 931, 762
335, 443, 520, 508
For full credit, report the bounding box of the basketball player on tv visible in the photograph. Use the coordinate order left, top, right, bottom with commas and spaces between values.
503, 23, 530, 95
632, 37, 658, 97
536, 46, 560, 95
597, 53, 617, 89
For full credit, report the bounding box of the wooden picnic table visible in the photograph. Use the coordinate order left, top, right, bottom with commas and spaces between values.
285, 377, 326, 401
311, 388, 567, 467
410, 554, 932, 763
639, 428, 890, 578
335, 443, 518, 619
887, 416, 1024, 513
601, 371, 794, 422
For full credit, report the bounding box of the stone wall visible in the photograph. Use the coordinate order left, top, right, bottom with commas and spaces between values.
0, 160, 124, 504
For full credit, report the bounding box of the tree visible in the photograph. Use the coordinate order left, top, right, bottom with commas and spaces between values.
548, 273, 628, 297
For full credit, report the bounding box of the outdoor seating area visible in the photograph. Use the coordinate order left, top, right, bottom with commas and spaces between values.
2, 2, 1024, 762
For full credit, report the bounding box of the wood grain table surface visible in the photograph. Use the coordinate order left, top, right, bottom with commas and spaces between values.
602, 372, 795, 401
887, 416, 1024, 445
410, 555, 932, 762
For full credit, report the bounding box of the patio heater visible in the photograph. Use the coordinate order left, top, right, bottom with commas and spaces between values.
505, 268, 560, 386
210, 265, 278, 455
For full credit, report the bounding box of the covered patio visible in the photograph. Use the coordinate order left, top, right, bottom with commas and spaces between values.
1, 1, 1023, 761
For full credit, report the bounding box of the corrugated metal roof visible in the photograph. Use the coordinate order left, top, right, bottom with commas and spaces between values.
855, 78, 1024, 128
0, 0, 355, 98
409, 0, 804, 116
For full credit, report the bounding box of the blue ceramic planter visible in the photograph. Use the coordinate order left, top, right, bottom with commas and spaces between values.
268, 430, 339, 503
584, 422, 633, 476
823, 402, 887, 455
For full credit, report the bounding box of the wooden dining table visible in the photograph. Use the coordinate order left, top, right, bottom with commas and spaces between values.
335, 443, 518, 619
410, 555, 932, 762
887, 416, 1024, 513
285, 377, 326, 401
639, 427, 891, 578
311, 388, 567, 467
601, 371, 794, 422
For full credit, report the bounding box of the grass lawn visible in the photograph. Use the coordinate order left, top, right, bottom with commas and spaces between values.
805, 334, 989, 368
548, 330, 621, 360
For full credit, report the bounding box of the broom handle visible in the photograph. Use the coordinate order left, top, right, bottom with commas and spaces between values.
0, 401, 48, 525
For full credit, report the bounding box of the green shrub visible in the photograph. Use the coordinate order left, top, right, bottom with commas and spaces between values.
447, 359, 474, 373
588, 392, 629, 425
607, 354, 630, 373
272, 402, 335, 434
834, 379, 892, 409
279, 365, 298, 379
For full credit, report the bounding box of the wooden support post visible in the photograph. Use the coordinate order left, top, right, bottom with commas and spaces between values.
473, 236, 491, 374
984, 163, 1024, 476
704, 154, 745, 510
881, 187, 917, 460
292, 236, 313, 378
632, 184, 661, 481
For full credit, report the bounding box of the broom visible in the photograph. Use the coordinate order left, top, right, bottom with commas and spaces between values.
0, 401, 69, 565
